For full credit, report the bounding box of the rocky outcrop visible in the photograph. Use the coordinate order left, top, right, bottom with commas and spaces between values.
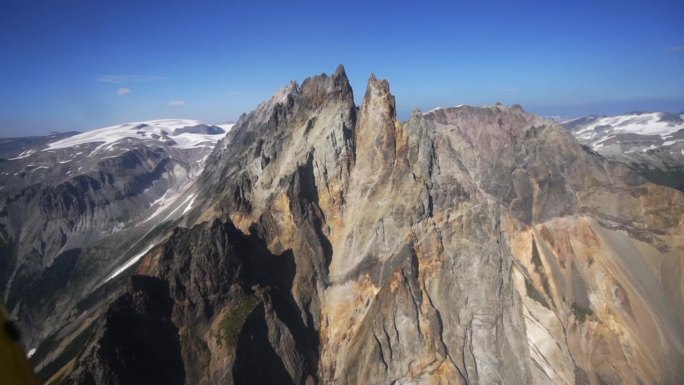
192, 68, 682, 384
70, 216, 322, 385
0, 145, 190, 352
66, 275, 184, 385
0, 121, 226, 374
19, 67, 684, 385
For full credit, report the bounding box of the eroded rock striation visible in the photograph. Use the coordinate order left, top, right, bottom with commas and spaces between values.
14, 67, 684, 385
0, 120, 228, 376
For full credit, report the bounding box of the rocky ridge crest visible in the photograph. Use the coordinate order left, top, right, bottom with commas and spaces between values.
41, 67, 684, 385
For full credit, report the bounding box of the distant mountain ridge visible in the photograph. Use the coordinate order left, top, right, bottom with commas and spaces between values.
563, 111, 684, 147
0, 132, 80, 160
563, 111, 684, 191
2, 71, 683, 385
44, 119, 226, 151
0, 119, 231, 362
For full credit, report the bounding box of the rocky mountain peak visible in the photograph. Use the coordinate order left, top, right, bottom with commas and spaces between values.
9, 67, 684, 385
195, 66, 357, 221
334, 63, 346, 76
360, 73, 396, 126
224, 65, 354, 137
297, 65, 354, 112
353, 74, 399, 188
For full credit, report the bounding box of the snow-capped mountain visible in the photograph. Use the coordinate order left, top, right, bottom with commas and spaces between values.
0, 119, 231, 356
564, 112, 684, 153
3, 71, 684, 385
62, 68, 684, 385
45, 119, 227, 152
563, 111, 684, 191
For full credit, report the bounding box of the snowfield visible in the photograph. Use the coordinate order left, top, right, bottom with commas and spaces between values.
45, 119, 234, 152
564, 112, 684, 149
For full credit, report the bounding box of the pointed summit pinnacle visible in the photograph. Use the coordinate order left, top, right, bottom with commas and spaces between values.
335, 64, 347, 77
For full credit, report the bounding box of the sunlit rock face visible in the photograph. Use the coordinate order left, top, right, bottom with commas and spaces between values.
15, 67, 683, 385
0, 119, 229, 371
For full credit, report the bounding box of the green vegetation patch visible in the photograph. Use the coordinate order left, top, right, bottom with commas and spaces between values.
212, 295, 260, 350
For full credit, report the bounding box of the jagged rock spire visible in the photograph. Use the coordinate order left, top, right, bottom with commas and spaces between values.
352, 73, 398, 188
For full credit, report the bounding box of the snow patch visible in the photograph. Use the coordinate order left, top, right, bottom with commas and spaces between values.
182, 194, 197, 215
44, 119, 228, 153
144, 189, 184, 223
423, 107, 445, 115
8, 149, 35, 160
577, 112, 683, 139
104, 244, 155, 282
162, 192, 196, 222
568, 112, 684, 154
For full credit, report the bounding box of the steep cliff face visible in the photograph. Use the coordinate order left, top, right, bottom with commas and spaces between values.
46, 67, 683, 385
66, 275, 184, 385
418, 107, 684, 384
0, 120, 228, 375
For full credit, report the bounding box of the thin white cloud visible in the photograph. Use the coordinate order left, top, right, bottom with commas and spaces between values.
665, 45, 684, 52
117, 87, 131, 95
168, 100, 185, 106
96, 75, 166, 83
228, 91, 241, 96
502, 87, 518, 92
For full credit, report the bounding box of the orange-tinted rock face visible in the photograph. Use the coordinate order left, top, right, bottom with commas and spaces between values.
507, 214, 684, 385
48, 67, 684, 385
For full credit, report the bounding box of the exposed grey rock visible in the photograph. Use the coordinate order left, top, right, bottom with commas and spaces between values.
6, 68, 684, 385
0, 120, 226, 377
66, 275, 184, 385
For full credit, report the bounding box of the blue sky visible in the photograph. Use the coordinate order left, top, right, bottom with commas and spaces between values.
1, 0, 683, 137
